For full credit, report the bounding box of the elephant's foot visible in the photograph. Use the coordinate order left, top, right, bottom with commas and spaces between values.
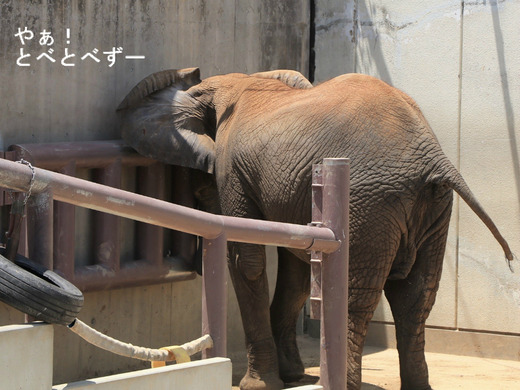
399, 372, 432, 390
240, 338, 284, 390
239, 371, 284, 390
400, 376, 432, 390
277, 343, 305, 382
279, 360, 304, 383
401, 385, 432, 390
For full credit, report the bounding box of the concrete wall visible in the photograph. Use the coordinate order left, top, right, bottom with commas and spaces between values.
314, 0, 520, 355
0, 0, 309, 148
53, 358, 233, 390
0, 323, 53, 390
0, 0, 305, 383
1, 323, 234, 390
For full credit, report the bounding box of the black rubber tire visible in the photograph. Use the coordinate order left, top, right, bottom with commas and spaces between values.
0, 248, 83, 326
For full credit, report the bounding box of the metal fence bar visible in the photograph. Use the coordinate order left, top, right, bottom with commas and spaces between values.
54, 161, 76, 279
71, 261, 194, 292
320, 158, 350, 390
26, 189, 54, 270
0, 151, 16, 207
0, 159, 339, 253
137, 163, 165, 267
201, 233, 228, 359
95, 159, 122, 271
0, 151, 5, 206
168, 166, 197, 270
3, 141, 198, 292
8, 141, 154, 170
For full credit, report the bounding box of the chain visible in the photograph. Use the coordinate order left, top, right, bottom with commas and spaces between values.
8, 159, 36, 205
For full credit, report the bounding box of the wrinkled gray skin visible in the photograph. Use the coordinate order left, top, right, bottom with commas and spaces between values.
118, 68, 513, 390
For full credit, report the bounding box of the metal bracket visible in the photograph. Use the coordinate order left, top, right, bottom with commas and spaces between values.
310, 164, 323, 320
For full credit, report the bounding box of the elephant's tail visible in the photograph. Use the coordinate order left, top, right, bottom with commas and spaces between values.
427, 156, 514, 269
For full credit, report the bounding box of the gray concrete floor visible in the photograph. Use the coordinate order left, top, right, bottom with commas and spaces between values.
232, 335, 520, 389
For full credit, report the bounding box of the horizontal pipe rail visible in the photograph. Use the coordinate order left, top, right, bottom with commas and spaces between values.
0, 158, 340, 253
9, 140, 154, 170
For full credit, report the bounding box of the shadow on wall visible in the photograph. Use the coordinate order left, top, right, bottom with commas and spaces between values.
490, 1, 520, 209
353, 0, 393, 349
355, 0, 393, 85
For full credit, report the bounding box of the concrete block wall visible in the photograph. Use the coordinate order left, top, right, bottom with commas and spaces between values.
52, 358, 233, 390
0, 323, 53, 390
0, 0, 309, 148
1, 0, 304, 383
314, 0, 520, 355
0, 323, 233, 390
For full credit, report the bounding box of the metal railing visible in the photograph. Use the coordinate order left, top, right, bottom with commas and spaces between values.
1, 141, 197, 291
0, 154, 349, 389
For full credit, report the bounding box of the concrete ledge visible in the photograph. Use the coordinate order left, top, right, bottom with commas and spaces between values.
53, 357, 232, 390
367, 322, 520, 361
0, 322, 54, 390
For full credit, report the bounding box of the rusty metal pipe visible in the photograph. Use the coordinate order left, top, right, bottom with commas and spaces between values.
319, 158, 350, 390
0, 158, 340, 253
72, 259, 195, 292
54, 161, 76, 280
94, 159, 122, 271
26, 189, 54, 270
202, 233, 227, 358
137, 163, 166, 267
8, 140, 154, 170
4, 196, 25, 261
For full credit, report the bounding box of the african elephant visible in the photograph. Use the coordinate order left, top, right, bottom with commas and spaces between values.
117, 68, 513, 390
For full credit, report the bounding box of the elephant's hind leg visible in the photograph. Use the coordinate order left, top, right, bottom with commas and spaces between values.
270, 247, 310, 383
228, 242, 284, 390
384, 203, 452, 390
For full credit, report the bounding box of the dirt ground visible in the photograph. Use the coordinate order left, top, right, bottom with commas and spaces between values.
232, 335, 520, 389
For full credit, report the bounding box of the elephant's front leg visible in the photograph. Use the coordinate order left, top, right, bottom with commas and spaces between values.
228, 242, 284, 390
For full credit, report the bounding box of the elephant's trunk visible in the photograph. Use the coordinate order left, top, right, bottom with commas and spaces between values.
427, 155, 515, 269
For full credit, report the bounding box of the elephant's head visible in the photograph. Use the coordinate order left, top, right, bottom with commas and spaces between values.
117, 67, 218, 173
117, 68, 311, 174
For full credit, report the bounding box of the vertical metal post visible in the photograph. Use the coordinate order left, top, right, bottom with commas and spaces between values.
169, 166, 197, 268
201, 233, 228, 358
137, 163, 165, 266
25, 189, 54, 324
26, 189, 54, 270
54, 161, 76, 280
320, 158, 349, 390
95, 160, 121, 270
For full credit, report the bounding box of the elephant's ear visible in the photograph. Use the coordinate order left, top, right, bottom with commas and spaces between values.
117, 68, 201, 110
251, 70, 313, 89
117, 68, 217, 174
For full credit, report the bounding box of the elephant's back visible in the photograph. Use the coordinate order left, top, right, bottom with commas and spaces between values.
223, 73, 437, 223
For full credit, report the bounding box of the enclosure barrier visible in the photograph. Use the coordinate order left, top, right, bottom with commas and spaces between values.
0, 322, 232, 390
0, 141, 197, 292
0, 156, 349, 390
